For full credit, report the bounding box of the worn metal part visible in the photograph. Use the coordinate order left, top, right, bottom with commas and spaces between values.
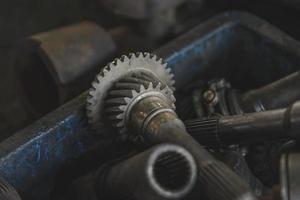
87, 52, 175, 138
0, 178, 21, 200
280, 151, 300, 200
3, 11, 300, 199
239, 70, 300, 112
195, 70, 300, 117
97, 144, 197, 200
192, 79, 233, 117
105, 71, 175, 137
90, 59, 257, 200
185, 101, 300, 146
15, 21, 116, 117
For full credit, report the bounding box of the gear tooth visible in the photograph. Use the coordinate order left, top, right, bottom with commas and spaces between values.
91, 81, 99, 90
132, 90, 138, 97
106, 98, 127, 105
124, 97, 132, 104
128, 52, 135, 59
136, 52, 143, 58
116, 58, 123, 66
86, 97, 94, 106
108, 89, 134, 98
119, 105, 127, 111
105, 106, 122, 114
140, 84, 146, 91
170, 73, 175, 79
172, 103, 176, 110
166, 67, 171, 73
113, 58, 119, 65
102, 68, 109, 75
148, 82, 153, 90
123, 55, 130, 62
156, 82, 162, 90
157, 57, 163, 64
116, 113, 124, 120
151, 54, 157, 61
143, 52, 151, 59
120, 55, 126, 62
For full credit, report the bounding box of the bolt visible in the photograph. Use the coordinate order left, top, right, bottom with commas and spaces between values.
203, 89, 216, 104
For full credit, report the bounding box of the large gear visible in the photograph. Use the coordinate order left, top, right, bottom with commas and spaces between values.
87, 52, 175, 137
105, 71, 176, 135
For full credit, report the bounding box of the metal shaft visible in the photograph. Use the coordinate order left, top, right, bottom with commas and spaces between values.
240, 70, 300, 112
129, 95, 257, 200
185, 101, 300, 147
99, 144, 197, 200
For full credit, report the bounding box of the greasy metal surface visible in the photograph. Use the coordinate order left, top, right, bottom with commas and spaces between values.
2, 11, 300, 199
16, 21, 116, 116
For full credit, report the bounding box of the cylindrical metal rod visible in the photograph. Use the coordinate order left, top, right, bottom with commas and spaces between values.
130, 95, 257, 200
99, 144, 197, 200
185, 101, 300, 147
239, 70, 300, 112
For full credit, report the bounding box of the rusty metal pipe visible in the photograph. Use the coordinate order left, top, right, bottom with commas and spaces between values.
15, 21, 116, 117
239, 70, 300, 112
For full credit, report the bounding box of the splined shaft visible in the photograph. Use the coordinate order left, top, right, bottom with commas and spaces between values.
106, 72, 257, 200
185, 101, 300, 147
99, 144, 197, 200
239, 70, 300, 112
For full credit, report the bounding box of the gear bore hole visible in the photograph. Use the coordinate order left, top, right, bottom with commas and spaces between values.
153, 151, 191, 192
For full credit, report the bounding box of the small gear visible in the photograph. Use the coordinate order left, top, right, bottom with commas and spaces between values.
105, 71, 176, 136
87, 52, 175, 138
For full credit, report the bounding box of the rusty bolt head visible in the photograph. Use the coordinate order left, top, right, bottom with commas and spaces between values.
203, 89, 216, 104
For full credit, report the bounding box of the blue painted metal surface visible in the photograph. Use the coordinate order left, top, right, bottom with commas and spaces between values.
1, 11, 300, 199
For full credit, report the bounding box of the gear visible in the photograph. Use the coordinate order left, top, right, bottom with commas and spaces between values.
87, 52, 175, 138
105, 71, 176, 136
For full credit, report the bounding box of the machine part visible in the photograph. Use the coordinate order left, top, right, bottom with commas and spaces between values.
0, 178, 21, 200
88, 53, 257, 200
87, 52, 175, 138
16, 21, 116, 117
105, 71, 175, 136
192, 79, 237, 117
195, 70, 300, 117
238, 70, 300, 113
100, 0, 184, 19
185, 100, 300, 146
5, 12, 300, 199
280, 151, 300, 200
98, 144, 197, 200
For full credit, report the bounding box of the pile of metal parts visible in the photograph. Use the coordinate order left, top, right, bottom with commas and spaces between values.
2, 2, 300, 200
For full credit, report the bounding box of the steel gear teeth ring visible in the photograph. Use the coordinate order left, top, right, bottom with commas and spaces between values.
86, 52, 175, 138
105, 71, 176, 135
